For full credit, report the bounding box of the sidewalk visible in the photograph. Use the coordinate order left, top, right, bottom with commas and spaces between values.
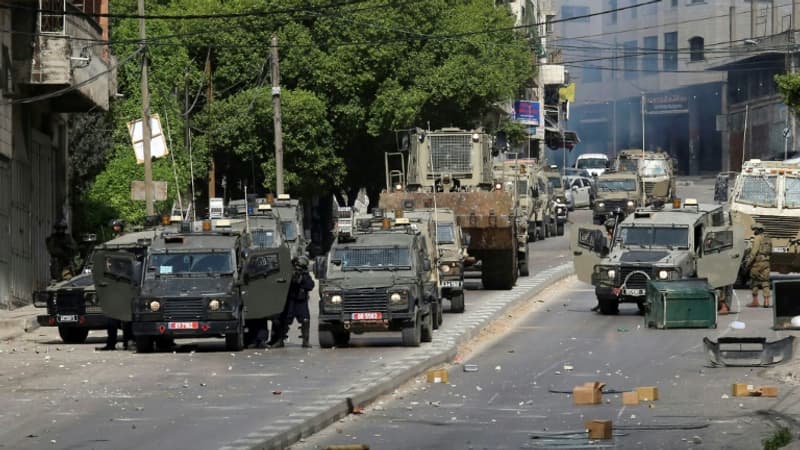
0, 304, 40, 341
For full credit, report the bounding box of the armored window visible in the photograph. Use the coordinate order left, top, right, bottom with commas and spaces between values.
104, 256, 134, 281
547, 177, 562, 189
333, 247, 412, 269
784, 177, 800, 208
281, 221, 298, 241
597, 179, 637, 192
737, 175, 777, 207
619, 226, 689, 248
704, 230, 733, 254
251, 230, 276, 248
429, 134, 472, 173
245, 254, 280, 278
149, 252, 234, 274
436, 223, 455, 244
641, 159, 669, 176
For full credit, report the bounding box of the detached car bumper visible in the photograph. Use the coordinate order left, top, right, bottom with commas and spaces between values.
37, 313, 108, 328
132, 320, 240, 337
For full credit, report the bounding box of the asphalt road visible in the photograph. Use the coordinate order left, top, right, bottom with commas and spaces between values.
294, 179, 800, 450
0, 195, 571, 450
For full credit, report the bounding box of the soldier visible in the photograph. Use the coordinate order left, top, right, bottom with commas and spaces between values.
270, 256, 314, 348
98, 220, 134, 350
45, 219, 78, 281
591, 218, 617, 313
746, 222, 772, 308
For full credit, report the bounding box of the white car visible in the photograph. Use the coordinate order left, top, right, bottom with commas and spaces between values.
575, 153, 610, 177
564, 176, 594, 209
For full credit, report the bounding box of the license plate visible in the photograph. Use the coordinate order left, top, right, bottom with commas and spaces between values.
773, 247, 788, 254
168, 321, 199, 330
351, 312, 382, 321
58, 314, 78, 323
623, 288, 645, 296
441, 280, 463, 288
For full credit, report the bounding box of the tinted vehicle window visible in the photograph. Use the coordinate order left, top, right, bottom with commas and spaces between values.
619, 226, 689, 248
333, 246, 412, 269
436, 223, 455, 244
598, 179, 637, 192
150, 252, 234, 274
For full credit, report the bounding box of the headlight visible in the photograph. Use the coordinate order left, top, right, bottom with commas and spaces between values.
627, 200, 635, 207
330, 294, 342, 304
208, 299, 221, 311
149, 300, 161, 312
658, 270, 669, 280
389, 291, 408, 304
390, 293, 402, 302
494, 182, 503, 190
598, 202, 605, 208
607, 269, 616, 279
439, 264, 451, 273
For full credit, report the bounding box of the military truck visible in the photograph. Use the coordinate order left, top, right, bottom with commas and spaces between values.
543, 165, 568, 235
314, 214, 440, 347
93, 220, 291, 352
498, 159, 555, 244
402, 208, 468, 313
34, 231, 157, 344
571, 199, 743, 314
592, 171, 641, 225
724, 159, 800, 275
614, 149, 676, 204
380, 127, 520, 289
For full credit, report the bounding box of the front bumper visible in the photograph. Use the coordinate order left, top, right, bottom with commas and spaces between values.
37, 313, 107, 329
132, 319, 240, 338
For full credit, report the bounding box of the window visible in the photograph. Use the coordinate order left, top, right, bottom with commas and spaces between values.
630, 0, 637, 18
689, 36, 704, 61
561, 5, 590, 22
623, 40, 638, 79
643, 36, 658, 71
736, 175, 777, 206
609, 0, 617, 24
663, 31, 678, 71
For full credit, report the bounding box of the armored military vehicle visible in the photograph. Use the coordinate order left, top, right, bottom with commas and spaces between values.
725, 159, 800, 274
498, 159, 555, 244
571, 199, 743, 314
543, 165, 568, 235
402, 208, 468, 313
490, 159, 532, 274
271, 194, 309, 258
380, 127, 520, 289
614, 149, 676, 204
592, 171, 641, 225
314, 213, 440, 347
34, 230, 156, 343
93, 219, 292, 352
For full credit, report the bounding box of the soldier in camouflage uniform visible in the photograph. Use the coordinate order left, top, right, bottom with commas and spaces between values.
45, 219, 78, 281
746, 223, 772, 308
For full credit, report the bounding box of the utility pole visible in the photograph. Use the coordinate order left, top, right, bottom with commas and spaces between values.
138, 0, 154, 215
641, 92, 646, 154
271, 35, 284, 195
206, 53, 215, 200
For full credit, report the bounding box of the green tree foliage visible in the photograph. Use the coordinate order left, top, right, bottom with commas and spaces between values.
75, 0, 534, 230
776, 73, 800, 114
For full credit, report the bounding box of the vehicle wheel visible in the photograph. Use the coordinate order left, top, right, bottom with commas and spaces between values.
401, 310, 421, 347
155, 337, 175, 351
225, 315, 245, 351
334, 329, 351, 347
135, 336, 154, 353
530, 227, 538, 242
481, 252, 516, 290
450, 292, 465, 313
318, 325, 335, 349
550, 220, 557, 237
421, 312, 433, 343
433, 301, 443, 329
556, 223, 565, 236
598, 297, 619, 315
519, 260, 530, 277
58, 326, 89, 344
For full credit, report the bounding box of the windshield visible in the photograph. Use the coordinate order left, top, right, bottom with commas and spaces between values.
641, 159, 669, 177
149, 251, 234, 274
737, 175, 778, 207
436, 223, 455, 244
547, 176, 562, 189
617, 159, 639, 172
784, 177, 800, 208
251, 229, 276, 248
598, 179, 637, 192
333, 246, 412, 270
577, 158, 608, 169
619, 226, 689, 248
281, 221, 298, 241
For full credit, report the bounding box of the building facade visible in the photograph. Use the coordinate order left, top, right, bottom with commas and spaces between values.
0, 0, 113, 308
552, 0, 797, 173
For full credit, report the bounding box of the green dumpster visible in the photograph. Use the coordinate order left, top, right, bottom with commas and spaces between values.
771, 274, 800, 330
644, 279, 716, 329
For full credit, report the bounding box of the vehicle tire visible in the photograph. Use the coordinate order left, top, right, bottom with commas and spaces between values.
530, 227, 538, 242
598, 297, 619, 315
401, 310, 421, 347
333, 329, 351, 347
519, 260, 530, 277
481, 252, 516, 290
450, 292, 465, 313
135, 336, 154, 353
318, 325, 335, 349
58, 326, 89, 344
155, 337, 175, 351
433, 301, 443, 329
225, 315, 245, 351
421, 312, 433, 343
556, 223, 565, 236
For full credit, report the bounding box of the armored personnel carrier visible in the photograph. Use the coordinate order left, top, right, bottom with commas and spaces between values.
614, 149, 676, 204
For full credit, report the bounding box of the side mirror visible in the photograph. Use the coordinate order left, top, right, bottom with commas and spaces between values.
423, 258, 432, 272
314, 256, 327, 279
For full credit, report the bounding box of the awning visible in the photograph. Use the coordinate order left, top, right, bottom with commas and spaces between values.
545, 128, 580, 150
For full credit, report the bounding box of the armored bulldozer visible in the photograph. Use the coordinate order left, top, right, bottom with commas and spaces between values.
380, 127, 520, 289
615, 149, 676, 204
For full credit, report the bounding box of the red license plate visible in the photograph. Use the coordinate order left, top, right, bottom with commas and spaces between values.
351, 312, 382, 321
168, 321, 199, 330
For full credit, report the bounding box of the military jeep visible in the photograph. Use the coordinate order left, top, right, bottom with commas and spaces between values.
592, 171, 641, 225
571, 199, 743, 314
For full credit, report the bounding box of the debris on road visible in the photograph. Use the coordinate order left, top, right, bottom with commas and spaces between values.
573, 382, 604, 405
732, 383, 778, 397
622, 391, 639, 405
463, 364, 478, 372
426, 369, 448, 384
585, 420, 613, 440
704, 336, 795, 367
635, 386, 659, 401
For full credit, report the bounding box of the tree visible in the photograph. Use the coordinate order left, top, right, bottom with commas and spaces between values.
776, 73, 800, 114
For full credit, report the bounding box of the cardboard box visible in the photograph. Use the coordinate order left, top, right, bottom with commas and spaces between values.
622, 391, 639, 405
732, 383, 756, 397
757, 386, 778, 397
426, 368, 448, 384
585, 420, 613, 440
573, 382, 605, 405
635, 386, 659, 401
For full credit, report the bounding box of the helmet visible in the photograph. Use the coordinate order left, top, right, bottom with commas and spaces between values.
751, 222, 765, 231
54, 219, 68, 230
111, 219, 125, 232
295, 255, 310, 269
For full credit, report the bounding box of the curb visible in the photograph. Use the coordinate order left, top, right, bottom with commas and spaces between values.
0, 316, 39, 341
221, 263, 574, 450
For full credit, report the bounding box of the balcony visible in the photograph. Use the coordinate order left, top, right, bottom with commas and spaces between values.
16, 1, 114, 111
